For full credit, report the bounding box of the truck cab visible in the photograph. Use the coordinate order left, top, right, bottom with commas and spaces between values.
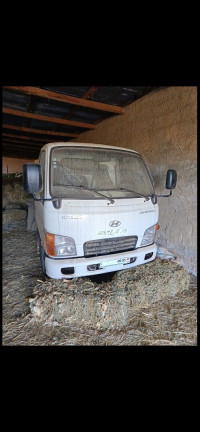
23, 143, 177, 279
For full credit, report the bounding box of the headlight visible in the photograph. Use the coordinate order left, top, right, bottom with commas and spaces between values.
46, 232, 77, 257
140, 224, 157, 247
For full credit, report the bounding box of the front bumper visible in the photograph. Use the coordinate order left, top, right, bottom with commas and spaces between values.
45, 243, 157, 279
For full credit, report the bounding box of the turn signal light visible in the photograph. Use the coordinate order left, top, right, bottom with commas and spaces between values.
46, 232, 55, 257
156, 224, 160, 230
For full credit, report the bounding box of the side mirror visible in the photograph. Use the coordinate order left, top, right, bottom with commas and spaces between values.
23, 163, 42, 194
166, 169, 177, 190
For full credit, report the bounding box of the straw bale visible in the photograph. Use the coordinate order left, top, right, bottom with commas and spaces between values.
2, 176, 34, 229
28, 260, 191, 331
3, 209, 27, 224
2, 221, 197, 345
2, 177, 30, 209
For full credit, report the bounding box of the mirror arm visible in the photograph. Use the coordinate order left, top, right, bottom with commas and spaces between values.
33, 194, 60, 203
33, 194, 52, 202
32, 195, 61, 209
157, 190, 172, 198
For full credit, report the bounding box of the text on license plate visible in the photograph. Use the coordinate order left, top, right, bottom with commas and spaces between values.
100, 257, 130, 269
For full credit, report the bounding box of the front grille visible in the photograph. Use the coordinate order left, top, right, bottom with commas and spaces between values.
84, 236, 138, 257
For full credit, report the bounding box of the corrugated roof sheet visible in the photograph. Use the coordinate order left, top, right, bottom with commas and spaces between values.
2, 86, 163, 159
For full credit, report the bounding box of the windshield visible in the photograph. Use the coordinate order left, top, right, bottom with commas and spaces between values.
50, 146, 154, 200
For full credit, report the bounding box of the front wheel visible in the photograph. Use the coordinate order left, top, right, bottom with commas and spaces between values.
36, 230, 40, 256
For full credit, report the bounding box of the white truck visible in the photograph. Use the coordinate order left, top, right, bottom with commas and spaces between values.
23, 142, 177, 279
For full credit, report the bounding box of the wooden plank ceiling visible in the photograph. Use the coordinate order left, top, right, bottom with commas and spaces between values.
2, 86, 161, 159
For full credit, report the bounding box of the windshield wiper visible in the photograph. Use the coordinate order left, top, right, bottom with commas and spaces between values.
113, 187, 150, 201
56, 184, 115, 205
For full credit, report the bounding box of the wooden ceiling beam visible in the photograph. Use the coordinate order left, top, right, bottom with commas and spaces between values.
3, 107, 96, 129
83, 86, 100, 99
3, 137, 44, 147
3, 142, 39, 152
3, 124, 79, 138
3, 143, 39, 152
64, 86, 100, 121
25, 94, 35, 128
3, 132, 69, 143
4, 86, 125, 114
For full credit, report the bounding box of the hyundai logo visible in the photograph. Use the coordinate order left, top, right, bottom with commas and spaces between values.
109, 220, 121, 227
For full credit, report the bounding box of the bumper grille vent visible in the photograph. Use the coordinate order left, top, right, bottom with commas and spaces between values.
84, 236, 138, 257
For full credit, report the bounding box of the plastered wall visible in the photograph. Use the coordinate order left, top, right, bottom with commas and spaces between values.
2, 157, 35, 174
73, 86, 197, 275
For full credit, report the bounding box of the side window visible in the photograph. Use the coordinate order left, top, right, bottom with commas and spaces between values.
39, 151, 45, 199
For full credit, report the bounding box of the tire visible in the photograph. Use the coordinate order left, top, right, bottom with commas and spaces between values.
36, 230, 40, 256
36, 230, 46, 275
40, 244, 46, 276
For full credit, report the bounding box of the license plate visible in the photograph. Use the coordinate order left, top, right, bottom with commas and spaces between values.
100, 257, 130, 269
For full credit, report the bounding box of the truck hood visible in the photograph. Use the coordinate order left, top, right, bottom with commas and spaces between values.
44, 198, 159, 253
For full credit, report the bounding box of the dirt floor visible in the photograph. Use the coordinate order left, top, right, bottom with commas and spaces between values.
2, 220, 197, 346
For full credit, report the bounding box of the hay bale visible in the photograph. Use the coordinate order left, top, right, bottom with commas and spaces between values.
2, 178, 30, 209
3, 209, 27, 224
29, 260, 190, 330
2, 177, 34, 228
2, 183, 14, 208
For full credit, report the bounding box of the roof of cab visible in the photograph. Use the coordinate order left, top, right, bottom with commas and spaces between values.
40, 142, 139, 155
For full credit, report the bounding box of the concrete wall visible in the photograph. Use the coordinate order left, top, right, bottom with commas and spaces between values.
73, 86, 197, 275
